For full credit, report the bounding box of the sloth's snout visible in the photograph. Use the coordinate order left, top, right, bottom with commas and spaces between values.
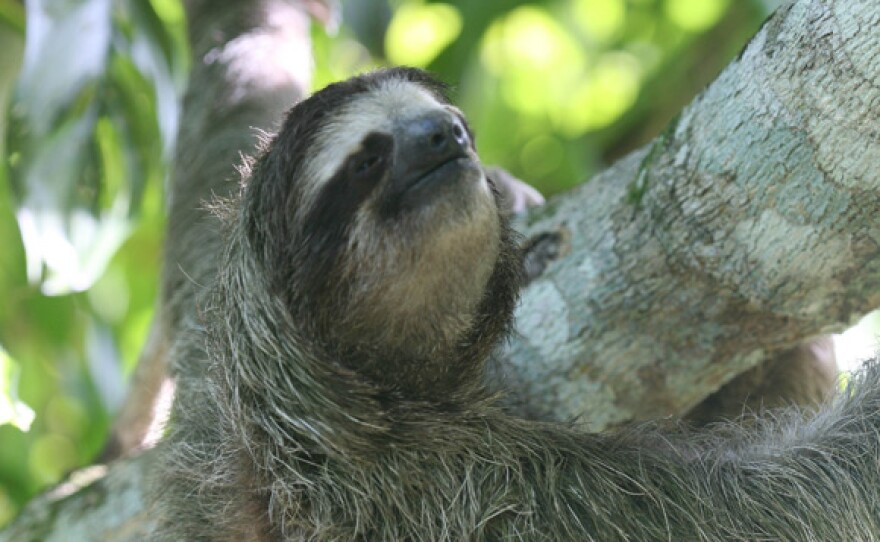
418, 114, 470, 156
398, 113, 470, 170
382, 112, 480, 215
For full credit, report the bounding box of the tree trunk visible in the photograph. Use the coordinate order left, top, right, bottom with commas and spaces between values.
3, 0, 879, 538
102, 0, 315, 459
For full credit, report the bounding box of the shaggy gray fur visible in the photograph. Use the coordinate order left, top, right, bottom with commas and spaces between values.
153, 69, 880, 541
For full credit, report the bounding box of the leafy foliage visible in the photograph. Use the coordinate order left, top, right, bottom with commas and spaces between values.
7, 0, 186, 294
0, 0, 185, 524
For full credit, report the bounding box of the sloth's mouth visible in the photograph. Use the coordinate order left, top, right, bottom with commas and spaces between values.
380, 153, 480, 218
405, 154, 470, 195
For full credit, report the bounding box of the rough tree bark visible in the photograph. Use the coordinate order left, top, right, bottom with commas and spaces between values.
2, 0, 879, 538
500, 0, 880, 426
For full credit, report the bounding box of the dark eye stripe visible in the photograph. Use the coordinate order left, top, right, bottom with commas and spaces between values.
348, 135, 389, 177
301, 132, 393, 268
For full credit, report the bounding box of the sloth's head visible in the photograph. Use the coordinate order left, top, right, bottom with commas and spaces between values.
241, 68, 520, 398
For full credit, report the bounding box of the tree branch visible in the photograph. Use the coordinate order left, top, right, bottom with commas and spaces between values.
498, 0, 880, 428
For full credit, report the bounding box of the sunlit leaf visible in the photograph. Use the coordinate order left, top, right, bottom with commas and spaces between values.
665, 0, 730, 32
385, 2, 461, 68
481, 6, 586, 119
553, 52, 642, 135
482, 6, 584, 76
87, 265, 131, 324
0, 347, 35, 432
149, 0, 184, 29
574, 0, 626, 44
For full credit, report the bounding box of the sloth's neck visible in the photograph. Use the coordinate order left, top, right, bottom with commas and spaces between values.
210, 250, 487, 457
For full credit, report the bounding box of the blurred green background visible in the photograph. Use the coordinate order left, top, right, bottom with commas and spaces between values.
0, 0, 785, 526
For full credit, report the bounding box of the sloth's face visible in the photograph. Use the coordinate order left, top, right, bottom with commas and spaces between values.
312, 79, 502, 362
250, 70, 513, 390
299, 77, 498, 240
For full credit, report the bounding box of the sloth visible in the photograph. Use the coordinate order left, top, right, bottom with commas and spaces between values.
154, 67, 880, 541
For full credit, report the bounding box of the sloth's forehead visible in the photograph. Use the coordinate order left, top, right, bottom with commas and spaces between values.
336, 79, 448, 131
319, 80, 450, 161
300, 79, 456, 202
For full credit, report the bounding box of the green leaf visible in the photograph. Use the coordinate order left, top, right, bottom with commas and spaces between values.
0, 346, 35, 432
385, 2, 462, 67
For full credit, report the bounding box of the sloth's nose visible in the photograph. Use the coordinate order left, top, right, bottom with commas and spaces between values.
404, 113, 470, 160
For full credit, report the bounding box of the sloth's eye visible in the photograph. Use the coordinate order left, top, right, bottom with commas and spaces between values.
353, 155, 382, 176
348, 133, 391, 181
